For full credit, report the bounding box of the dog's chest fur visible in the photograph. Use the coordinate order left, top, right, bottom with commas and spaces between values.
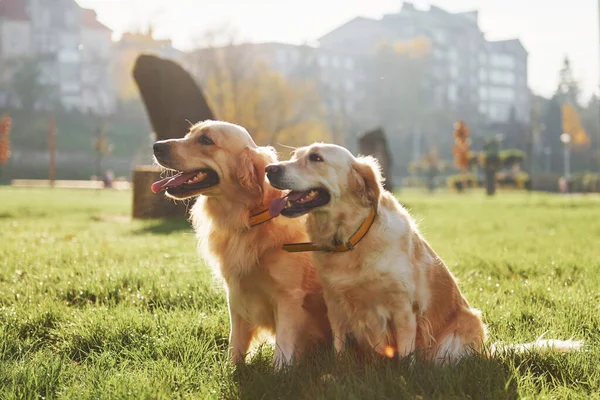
313, 203, 431, 338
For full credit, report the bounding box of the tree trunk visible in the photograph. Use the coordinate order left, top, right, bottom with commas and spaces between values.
485, 169, 496, 196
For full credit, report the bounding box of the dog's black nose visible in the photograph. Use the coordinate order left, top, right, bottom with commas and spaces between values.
153, 142, 168, 157
265, 164, 282, 176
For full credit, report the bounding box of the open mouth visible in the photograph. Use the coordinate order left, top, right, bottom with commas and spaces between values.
269, 188, 330, 218
151, 168, 219, 198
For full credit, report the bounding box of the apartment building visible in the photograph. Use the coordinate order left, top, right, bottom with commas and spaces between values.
319, 2, 530, 124
0, 0, 115, 114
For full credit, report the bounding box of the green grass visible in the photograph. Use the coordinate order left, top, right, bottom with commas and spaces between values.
0, 187, 599, 399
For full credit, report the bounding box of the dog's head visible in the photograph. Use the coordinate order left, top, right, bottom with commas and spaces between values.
152, 120, 276, 200
266, 143, 383, 218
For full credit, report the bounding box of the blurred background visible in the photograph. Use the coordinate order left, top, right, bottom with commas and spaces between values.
0, 0, 599, 194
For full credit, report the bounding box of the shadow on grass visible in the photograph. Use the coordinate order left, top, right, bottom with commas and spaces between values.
232, 349, 520, 400
132, 218, 192, 235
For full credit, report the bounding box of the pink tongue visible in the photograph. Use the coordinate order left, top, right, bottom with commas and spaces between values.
151, 171, 199, 194
268, 191, 307, 217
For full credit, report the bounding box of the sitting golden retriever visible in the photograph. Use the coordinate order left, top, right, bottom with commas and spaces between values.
152, 121, 330, 368
266, 143, 582, 363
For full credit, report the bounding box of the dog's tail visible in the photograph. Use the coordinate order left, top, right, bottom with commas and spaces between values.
487, 332, 583, 357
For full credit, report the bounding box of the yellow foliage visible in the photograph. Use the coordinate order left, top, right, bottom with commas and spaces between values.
562, 104, 590, 145
200, 51, 332, 150
392, 36, 432, 59
115, 32, 171, 101
116, 48, 143, 101
452, 120, 471, 171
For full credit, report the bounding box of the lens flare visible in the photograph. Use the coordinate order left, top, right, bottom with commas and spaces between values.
384, 345, 396, 358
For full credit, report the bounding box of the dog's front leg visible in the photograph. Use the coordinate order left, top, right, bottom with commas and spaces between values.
228, 309, 253, 364
328, 311, 346, 354
392, 302, 417, 358
274, 298, 303, 370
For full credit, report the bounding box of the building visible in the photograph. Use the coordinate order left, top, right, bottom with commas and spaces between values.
113, 29, 186, 102
319, 2, 530, 124
187, 42, 363, 146
0, 0, 115, 115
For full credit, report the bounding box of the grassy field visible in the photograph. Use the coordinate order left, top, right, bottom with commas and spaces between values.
0, 187, 599, 399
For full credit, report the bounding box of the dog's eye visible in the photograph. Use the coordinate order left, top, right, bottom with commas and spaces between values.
197, 135, 214, 145
309, 153, 324, 162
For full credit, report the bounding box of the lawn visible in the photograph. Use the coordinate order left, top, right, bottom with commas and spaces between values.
0, 187, 599, 399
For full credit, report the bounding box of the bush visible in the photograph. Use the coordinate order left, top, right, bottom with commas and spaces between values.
447, 173, 479, 192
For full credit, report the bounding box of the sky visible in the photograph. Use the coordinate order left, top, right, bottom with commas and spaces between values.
75, 0, 600, 100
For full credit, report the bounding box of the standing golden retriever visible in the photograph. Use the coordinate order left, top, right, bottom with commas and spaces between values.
152, 121, 330, 368
266, 143, 582, 363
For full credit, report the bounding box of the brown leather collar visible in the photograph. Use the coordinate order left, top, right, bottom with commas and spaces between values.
249, 206, 274, 227
281, 207, 377, 253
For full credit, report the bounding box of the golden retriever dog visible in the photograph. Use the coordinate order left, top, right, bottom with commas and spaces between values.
151, 120, 330, 368
265, 143, 582, 364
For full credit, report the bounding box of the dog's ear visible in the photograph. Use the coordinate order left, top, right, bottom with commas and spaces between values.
349, 156, 383, 207
236, 146, 278, 197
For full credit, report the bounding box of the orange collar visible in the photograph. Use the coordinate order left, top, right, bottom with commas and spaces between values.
249, 206, 274, 227
282, 207, 377, 253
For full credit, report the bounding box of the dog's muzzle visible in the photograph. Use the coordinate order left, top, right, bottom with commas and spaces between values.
265, 164, 286, 189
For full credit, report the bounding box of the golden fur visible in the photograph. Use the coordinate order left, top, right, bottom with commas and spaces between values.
266, 143, 582, 363
153, 121, 330, 368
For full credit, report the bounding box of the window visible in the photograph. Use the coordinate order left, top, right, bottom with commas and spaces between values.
448, 84, 458, 102
344, 80, 355, 91
490, 54, 515, 69
479, 69, 487, 82
65, 10, 77, 27
433, 29, 446, 44
488, 87, 515, 102
61, 34, 79, 51
448, 48, 458, 62
344, 58, 354, 70
61, 62, 81, 85
488, 104, 510, 121
332, 56, 340, 68
318, 55, 328, 67
489, 70, 515, 85
449, 64, 459, 79
479, 86, 488, 99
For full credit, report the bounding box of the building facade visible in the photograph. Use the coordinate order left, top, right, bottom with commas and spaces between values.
0, 0, 115, 115
319, 2, 530, 124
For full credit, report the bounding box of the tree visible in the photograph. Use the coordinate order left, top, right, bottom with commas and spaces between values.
542, 95, 564, 172
8, 57, 50, 111
453, 120, 471, 171
451, 120, 472, 192
188, 29, 332, 150
362, 37, 431, 129
556, 57, 580, 106
94, 122, 113, 179
423, 147, 442, 192
361, 37, 432, 175
562, 104, 590, 145
480, 138, 502, 196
